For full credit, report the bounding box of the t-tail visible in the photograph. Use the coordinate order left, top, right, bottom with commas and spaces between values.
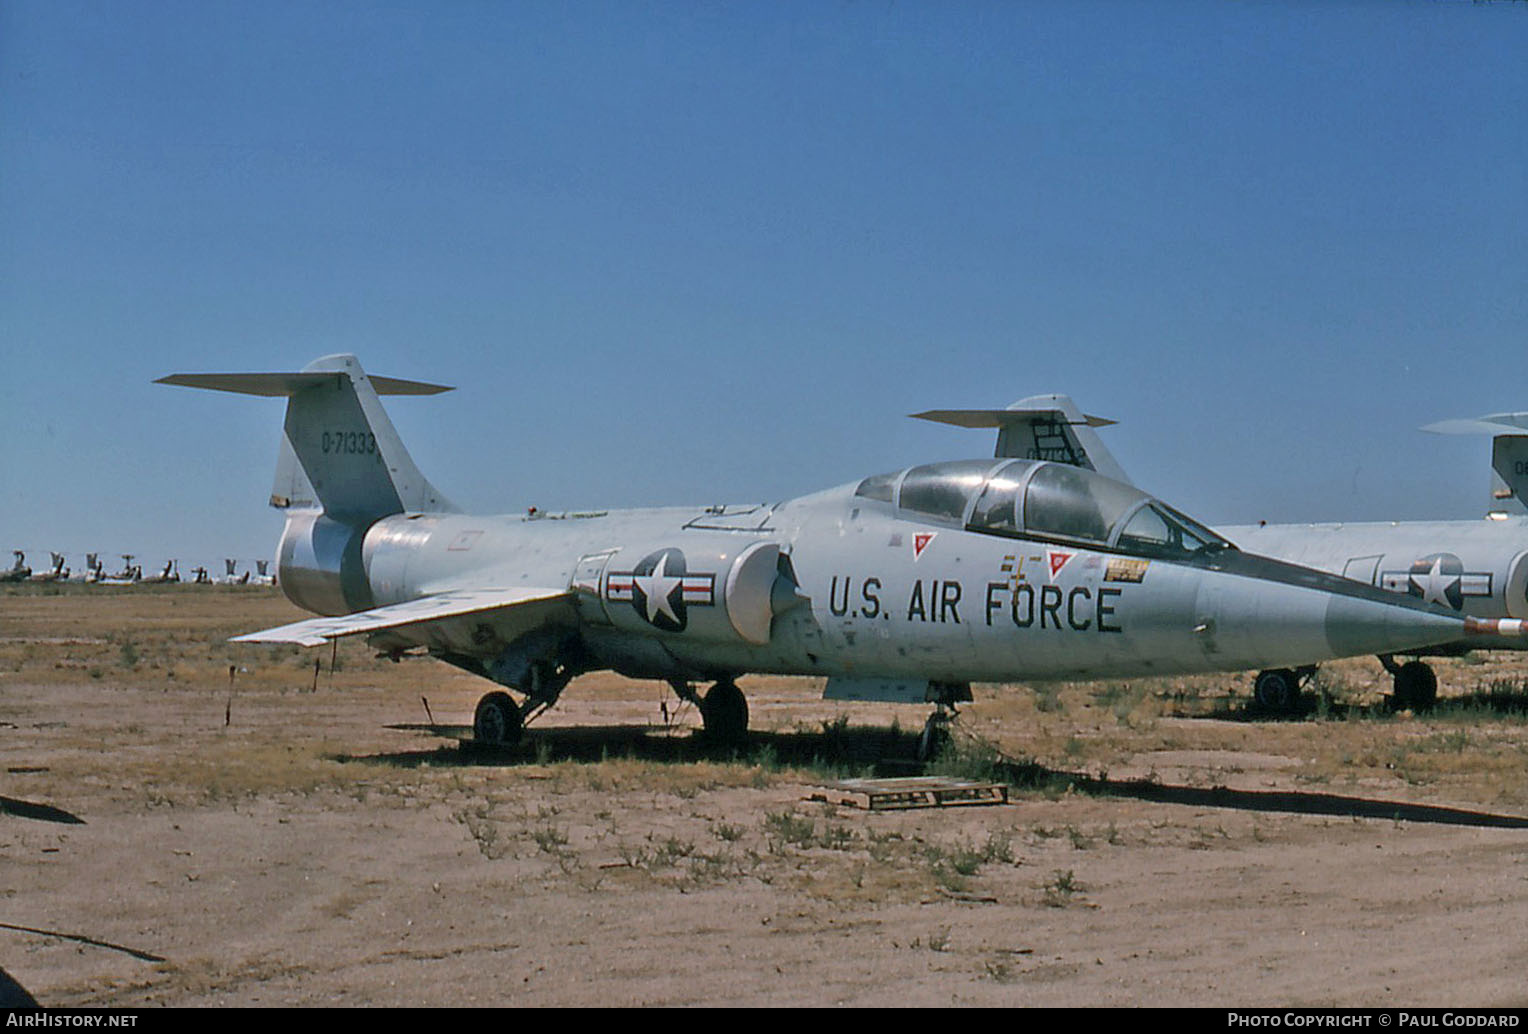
157, 353, 457, 521
910, 393, 1132, 485
1421, 411, 1528, 518
158, 354, 458, 615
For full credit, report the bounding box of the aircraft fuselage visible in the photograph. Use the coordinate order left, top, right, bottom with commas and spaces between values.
273, 482, 1469, 688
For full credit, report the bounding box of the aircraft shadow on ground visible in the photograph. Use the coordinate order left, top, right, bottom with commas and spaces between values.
1065, 774, 1528, 829
0, 795, 85, 825
0, 966, 38, 1009
353, 721, 925, 771
341, 722, 1528, 830
1191, 686, 1528, 723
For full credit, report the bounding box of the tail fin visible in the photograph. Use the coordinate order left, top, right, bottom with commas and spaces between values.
157, 353, 457, 522
911, 394, 1132, 485
1422, 412, 1528, 516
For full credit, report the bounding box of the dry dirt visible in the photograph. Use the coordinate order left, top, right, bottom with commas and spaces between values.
2, 584, 1527, 1007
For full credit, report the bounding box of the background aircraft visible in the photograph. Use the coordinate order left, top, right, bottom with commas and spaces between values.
930, 397, 1528, 712
1421, 411, 1528, 518
158, 356, 1514, 750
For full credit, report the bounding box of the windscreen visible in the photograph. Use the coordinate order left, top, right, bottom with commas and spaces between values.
853, 470, 898, 503
1116, 502, 1232, 557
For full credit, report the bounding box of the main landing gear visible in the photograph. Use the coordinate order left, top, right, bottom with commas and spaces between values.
670, 678, 750, 745
469, 660, 575, 748
473, 691, 524, 746
1378, 655, 1438, 712
1252, 657, 1440, 716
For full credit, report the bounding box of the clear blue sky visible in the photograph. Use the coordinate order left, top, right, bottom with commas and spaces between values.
2, 1, 1525, 574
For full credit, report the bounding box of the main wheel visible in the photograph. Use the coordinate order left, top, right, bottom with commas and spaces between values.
1252, 669, 1301, 714
700, 680, 748, 744
473, 691, 524, 746
1392, 661, 1438, 712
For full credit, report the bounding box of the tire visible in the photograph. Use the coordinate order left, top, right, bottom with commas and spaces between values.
1392, 661, 1438, 712
1252, 669, 1301, 714
917, 717, 952, 763
473, 691, 524, 746
700, 681, 748, 744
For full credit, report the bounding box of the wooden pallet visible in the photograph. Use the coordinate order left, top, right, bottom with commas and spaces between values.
807, 776, 1008, 811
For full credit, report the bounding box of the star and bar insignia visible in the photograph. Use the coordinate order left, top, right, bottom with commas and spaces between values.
605, 548, 716, 632
1379, 552, 1491, 612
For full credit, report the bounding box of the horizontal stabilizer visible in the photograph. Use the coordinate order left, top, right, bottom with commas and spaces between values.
155, 372, 453, 397
911, 393, 1132, 484
233, 587, 571, 646
1421, 413, 1528, 437
912, 407, 1116, 430
1421, 412, 1528, 515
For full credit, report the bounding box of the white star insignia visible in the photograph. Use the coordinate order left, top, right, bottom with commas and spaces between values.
634, 552, 683, 625
1410, 557, 1458, 608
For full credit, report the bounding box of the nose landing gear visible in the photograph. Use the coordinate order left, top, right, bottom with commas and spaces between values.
917, 706, 955, 763
917, 681, 972, 762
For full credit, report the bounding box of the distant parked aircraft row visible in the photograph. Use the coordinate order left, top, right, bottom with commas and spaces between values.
0, 552, 276, 586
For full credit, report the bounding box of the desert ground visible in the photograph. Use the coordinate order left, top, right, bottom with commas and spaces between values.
2, 583, 1526, 1007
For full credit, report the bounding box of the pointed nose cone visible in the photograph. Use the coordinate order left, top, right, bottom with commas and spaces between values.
1194, 551, 1496, 670
1323, 594, 1472, 658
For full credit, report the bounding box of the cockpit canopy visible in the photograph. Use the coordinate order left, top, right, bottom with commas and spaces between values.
854, 459, 1234, 559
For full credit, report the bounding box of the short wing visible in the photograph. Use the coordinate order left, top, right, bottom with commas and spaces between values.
232, 587, 573, 647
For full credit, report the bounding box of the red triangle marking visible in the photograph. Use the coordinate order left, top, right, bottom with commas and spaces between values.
913, 533, 936, 559
1048, 550, 1074, 578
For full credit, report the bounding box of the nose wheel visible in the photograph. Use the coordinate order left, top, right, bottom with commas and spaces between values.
917, 681, 970, 762
917, 707, 954, 763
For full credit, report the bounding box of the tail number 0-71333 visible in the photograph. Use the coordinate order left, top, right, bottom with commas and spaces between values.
321, 430, 378, 455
